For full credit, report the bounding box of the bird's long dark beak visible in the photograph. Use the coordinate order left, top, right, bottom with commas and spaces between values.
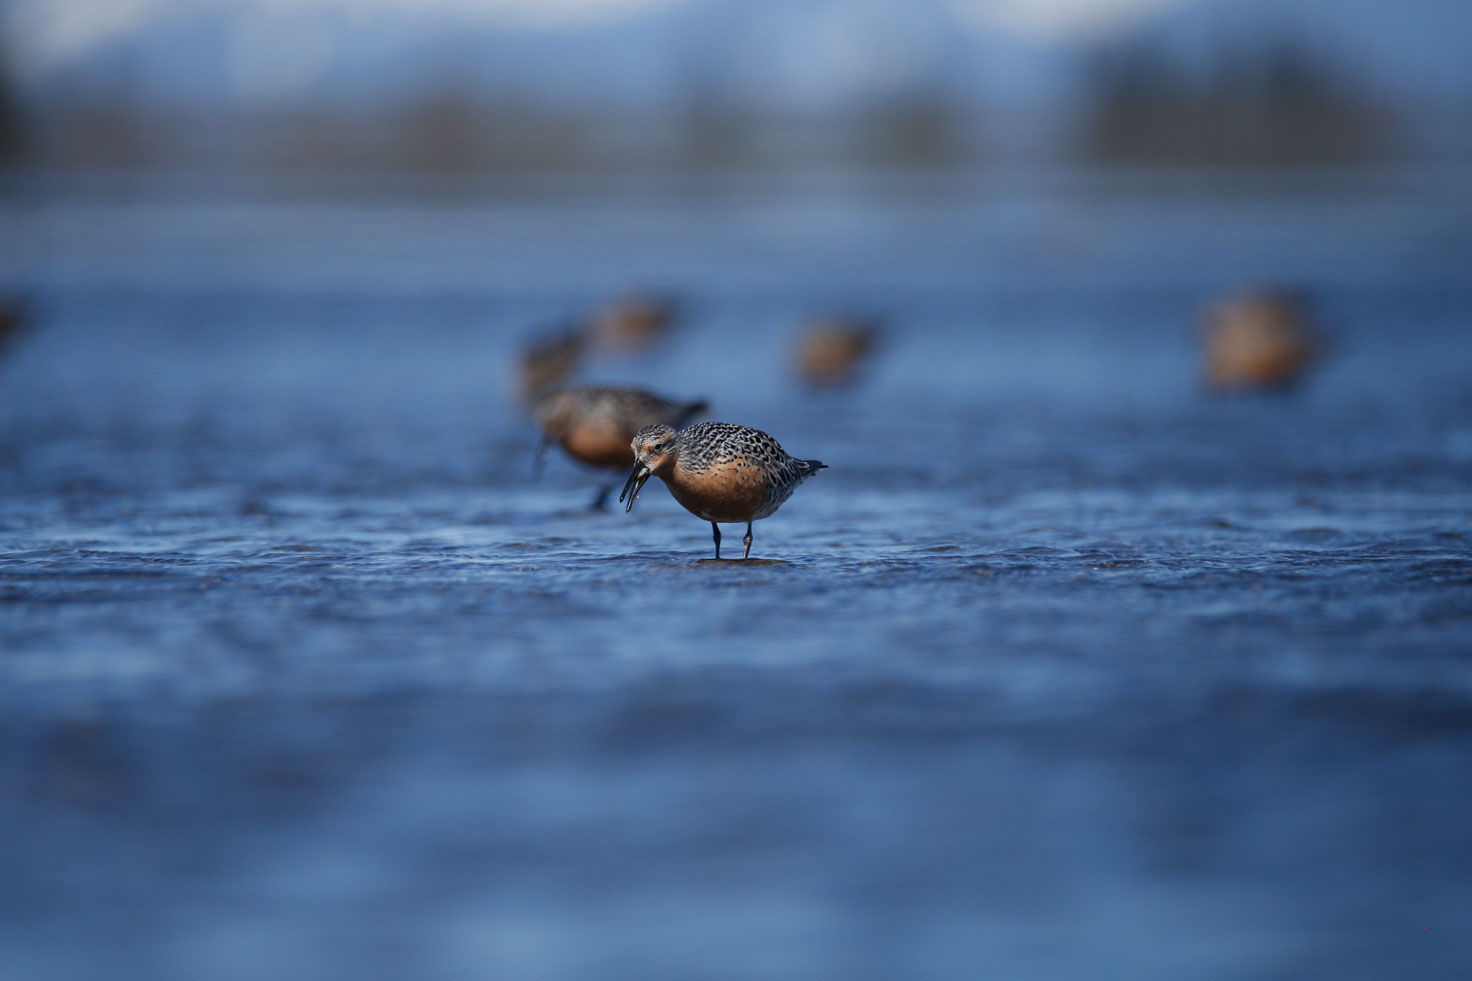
619, 460, 651, 512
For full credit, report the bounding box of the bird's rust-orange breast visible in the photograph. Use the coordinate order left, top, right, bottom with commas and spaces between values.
561, 424, 636, 469
667, 459, 771, 523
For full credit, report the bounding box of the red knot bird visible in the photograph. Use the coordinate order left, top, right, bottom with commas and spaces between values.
590, 293, 679, 354
620, 422, 827, 560
795, 316, 880, 389
535, 385, 709, 509
515, 326, 589, 407
1201, 289, 1320, 391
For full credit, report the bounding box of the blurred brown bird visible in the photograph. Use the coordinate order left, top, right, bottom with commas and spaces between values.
534, 384, 710, 509
795, 316, 880, 389
1201, 289, 1320, 391
515, 326, 589, 408
590, 294, 679, 354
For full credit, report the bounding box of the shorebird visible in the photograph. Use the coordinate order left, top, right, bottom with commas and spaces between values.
590, 294, 679, 354
534, 385, 709, 509
1202, 289, 1320, 391
515, 326, 589, 407
620, 421, 827, 560
795, 316, 880, 388
514, 294, 679, 406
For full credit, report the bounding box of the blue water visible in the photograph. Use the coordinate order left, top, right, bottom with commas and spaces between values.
2, 169, 1471, 979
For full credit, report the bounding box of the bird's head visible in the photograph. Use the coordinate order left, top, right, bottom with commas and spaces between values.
619, 424, 678, 512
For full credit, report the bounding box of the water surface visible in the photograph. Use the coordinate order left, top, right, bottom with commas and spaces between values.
2, 169, 1471, 979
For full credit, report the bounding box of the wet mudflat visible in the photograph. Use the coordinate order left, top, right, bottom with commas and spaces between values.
1, 169, 1470, 978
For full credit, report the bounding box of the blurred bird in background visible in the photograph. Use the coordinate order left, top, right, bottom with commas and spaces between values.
1201, 289, 1321, 392
514, 325, 590, 408
589, 293, 681, 355
794, 316, 881, 389
534, 384, 710, 510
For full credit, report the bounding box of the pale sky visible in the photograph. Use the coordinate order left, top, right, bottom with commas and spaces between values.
3, 0, 1189, 80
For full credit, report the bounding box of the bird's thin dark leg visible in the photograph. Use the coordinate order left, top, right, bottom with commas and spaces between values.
742, 522, 753, 560
589, 483, 612, 511
711, 522, 721, 559
531, 437, 551, 478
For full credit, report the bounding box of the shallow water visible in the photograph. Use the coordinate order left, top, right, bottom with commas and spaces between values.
2, 169, 1471, 979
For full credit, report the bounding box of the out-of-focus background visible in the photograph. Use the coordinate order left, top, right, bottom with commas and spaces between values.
3, 0, 1470, 173
2, 2, 1471, 979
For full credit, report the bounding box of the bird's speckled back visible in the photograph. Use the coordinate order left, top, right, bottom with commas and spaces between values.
673, 422, 825, 517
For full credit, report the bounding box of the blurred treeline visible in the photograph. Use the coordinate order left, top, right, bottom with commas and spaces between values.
0, 32, 1430, 174
1083, 41, 1394, 166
